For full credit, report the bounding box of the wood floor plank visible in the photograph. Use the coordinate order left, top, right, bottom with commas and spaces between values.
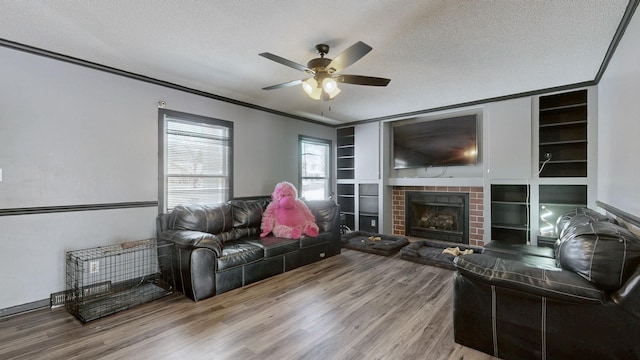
0, 249, 498, 360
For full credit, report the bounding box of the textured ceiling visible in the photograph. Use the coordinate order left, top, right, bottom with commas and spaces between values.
0, 1, 632, 125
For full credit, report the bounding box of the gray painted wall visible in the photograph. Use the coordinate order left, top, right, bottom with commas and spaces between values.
597, 10, 640, 218
0, 46, 334, 310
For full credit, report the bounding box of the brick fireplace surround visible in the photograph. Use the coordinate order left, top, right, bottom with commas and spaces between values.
392, 186, 485, 247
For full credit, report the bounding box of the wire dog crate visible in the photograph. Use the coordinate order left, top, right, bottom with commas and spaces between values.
65, 238, 173, 322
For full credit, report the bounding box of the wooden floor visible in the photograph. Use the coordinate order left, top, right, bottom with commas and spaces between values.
0, 249, 497, 360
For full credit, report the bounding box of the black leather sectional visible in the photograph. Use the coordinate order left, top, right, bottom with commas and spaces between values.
157, 198, 341, 301
453, 208, 640, 359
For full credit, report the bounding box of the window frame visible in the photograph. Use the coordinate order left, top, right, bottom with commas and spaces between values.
298, 135, 333, 201
158, 109, 233, 213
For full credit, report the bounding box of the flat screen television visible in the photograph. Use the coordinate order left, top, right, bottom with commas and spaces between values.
392, 115, 478, 169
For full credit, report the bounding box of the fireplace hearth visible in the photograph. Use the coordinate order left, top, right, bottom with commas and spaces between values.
405, 192, 469, 244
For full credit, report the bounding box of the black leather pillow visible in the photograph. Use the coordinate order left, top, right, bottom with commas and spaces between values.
555, 207, 617, 239
556, 221, 640, 291
230, 199, 269, 238
307, 200, 337, 233
230, 199, 267, 228
170, 203, 234, 235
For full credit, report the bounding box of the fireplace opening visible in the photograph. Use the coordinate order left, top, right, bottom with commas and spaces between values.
405, 192, 469, 244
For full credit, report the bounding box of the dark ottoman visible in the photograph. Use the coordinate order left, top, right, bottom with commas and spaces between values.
400, 239, 481, 270
341, 231, 409, 256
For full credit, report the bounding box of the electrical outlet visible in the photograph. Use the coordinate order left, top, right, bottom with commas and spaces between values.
89, 261, 99, 274
544, 152, 552, 160
371, 219, 376, 227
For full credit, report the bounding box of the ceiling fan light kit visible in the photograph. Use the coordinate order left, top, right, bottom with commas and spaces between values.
322, 78, 339, 93
260, 41, 390, 101
302, 78, 322, 100
301, 76, 340, 100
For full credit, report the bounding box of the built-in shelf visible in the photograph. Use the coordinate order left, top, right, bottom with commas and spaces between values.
336, 125, 385, 233
492, 223, 529, 231
538, 184, 587, 238
491, 184, 529, 244
535, 91, 591, 246
539, 120, 587, 128
359, 183, 379, 232
337, 127, 355, 180
336, 183, 355, 231
539, 89, 588, 178
491, 200, 528, 205
539, 140, 587, 146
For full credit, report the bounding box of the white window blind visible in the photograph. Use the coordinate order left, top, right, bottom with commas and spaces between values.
299, 136, 332, 200
159, 110, 232, 212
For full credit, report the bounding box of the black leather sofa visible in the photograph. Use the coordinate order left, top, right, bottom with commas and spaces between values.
453, 208, 640, 359
157, 198, 341, 301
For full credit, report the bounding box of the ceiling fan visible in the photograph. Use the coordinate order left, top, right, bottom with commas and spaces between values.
259, 41, 390, 100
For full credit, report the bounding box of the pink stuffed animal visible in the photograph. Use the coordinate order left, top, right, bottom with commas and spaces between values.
260, 181, 319, 239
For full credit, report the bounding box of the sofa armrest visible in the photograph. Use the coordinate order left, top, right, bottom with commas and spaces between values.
612, 266, 640, 319
305, 200, 341, 256
159, 230, 223, 257
454, 254, 606, 304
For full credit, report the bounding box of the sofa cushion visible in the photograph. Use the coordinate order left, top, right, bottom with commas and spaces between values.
556, 221, 640, 291
300, 232, 332, 248
171, 203, 234, 236
454, 254, 605, 303
230, 199, 270, 238
216, 240, 264, 271
245, 236, 299, 258
307, 200, 338, 233
555, 207, 617, 239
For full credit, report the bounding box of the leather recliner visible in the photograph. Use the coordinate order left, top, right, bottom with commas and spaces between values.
453, 208, 640, 359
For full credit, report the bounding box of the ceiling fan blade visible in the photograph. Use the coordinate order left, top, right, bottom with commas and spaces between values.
327, 41, 372, 72
337, 75, 391, 86
262, 79, 304, 90
259, 52, 313, 73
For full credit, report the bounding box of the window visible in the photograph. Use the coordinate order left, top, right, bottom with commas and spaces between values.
299, 135, 332, 200
158, 109, 233, 213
